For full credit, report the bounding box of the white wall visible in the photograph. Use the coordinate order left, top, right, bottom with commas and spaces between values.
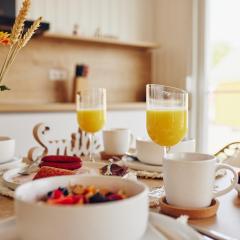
16, 0, 155, 41
0, 111, 147, 157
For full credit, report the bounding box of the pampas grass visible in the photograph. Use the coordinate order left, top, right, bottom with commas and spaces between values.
0, 0, 42, 91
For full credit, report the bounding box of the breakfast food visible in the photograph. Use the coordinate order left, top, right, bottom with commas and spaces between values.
100, 163, 128, 177
41, 185, 127, 205
39, 155, 82, 170
39, 161, 81, 170
41, 155, 81, 163
33, 166, 75, 180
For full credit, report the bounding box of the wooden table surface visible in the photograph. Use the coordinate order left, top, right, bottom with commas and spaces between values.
0, 170, 239, 239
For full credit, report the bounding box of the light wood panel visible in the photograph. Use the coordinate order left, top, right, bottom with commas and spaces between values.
0, 102, 146, 113
153, 0, 193, 89
0, 36, 152, 104
44, 33, 160, 49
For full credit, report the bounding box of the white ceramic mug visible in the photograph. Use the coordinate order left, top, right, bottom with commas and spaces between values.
163, 152, 238, 208
0, 137, 15, 164
103, 128, 133, 155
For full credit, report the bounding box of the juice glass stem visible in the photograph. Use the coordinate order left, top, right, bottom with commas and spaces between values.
89, 133, 95, 162
164, 147, 171, 156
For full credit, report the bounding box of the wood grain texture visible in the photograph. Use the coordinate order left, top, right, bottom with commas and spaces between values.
159, 197, 219, 219
43, 33, 160, 49
153, 0, 193, 89
0, 102, 146, 113
0, 36, 152, 104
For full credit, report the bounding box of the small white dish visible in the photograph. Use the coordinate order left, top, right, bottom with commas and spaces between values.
3, 168, 35, 190
0, 213, 202, 240
122, 155, 163, 172
0, 157, 19, 166
136, 139, 164, 166
0, 137, 15, 164
0, 157, 23, 172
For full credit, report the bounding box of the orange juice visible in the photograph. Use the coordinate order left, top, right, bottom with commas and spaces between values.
77, 109, 106, 133
146, 108, 187, 146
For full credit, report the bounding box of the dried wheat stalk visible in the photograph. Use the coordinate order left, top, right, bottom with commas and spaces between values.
19, 17, 42, 48
0, 0, 42, 89
11, 0, 31, 44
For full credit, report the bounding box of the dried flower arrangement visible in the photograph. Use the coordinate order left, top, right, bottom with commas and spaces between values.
0, 0, 42, 91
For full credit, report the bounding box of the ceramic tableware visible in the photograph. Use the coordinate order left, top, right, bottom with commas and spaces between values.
103, 128, 133, 155
0, 212, 202, 240
15, 175, 148, 240
170, 138, 195, 153
0, 137, 15, 164
136, 139, 195, 166
163, 152, 238, 208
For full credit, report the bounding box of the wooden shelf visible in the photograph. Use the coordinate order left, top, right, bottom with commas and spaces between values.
43, 33, 160, 50
0, 102, 146, 113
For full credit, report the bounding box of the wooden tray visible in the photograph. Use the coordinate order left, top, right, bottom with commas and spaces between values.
159, 197, 219, 219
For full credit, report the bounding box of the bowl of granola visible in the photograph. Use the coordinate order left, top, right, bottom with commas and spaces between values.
15, 175, 148, 240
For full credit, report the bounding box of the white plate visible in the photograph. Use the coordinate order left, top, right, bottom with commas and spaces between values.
0, 157, 23, 173
0, 213, 202, 240
0, 157, 22, 166
2, 166, 96, 190
122, 155, 163, 173
3, 168, 35, 190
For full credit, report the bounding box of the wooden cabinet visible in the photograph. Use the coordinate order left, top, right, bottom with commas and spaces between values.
0, 34, 158, 112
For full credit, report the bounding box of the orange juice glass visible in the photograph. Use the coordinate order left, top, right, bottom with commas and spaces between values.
146, 84, 188, 155
76, 88, 106, 161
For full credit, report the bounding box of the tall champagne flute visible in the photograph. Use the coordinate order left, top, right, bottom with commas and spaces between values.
76, 88, 106, 161
146, 84, 188, 155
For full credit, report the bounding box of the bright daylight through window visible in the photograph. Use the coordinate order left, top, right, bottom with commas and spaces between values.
208, 0, 240, 153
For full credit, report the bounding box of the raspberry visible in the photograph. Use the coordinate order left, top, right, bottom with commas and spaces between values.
107, 194, 123, 201
52, 189, 62, 199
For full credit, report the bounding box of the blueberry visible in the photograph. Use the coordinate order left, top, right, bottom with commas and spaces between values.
63, 189, 69, 196
47, 191, 52, 198
89, 193, 107, 203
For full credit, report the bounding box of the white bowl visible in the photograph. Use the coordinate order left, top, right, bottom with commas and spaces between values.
136, 138, 196, 166
0, 137, 15, 164
136, 139, 164, 165
15, 175, 149, 240
170, 139, 196, 153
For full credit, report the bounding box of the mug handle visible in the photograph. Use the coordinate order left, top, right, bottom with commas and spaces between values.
213, 164, 238, 198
